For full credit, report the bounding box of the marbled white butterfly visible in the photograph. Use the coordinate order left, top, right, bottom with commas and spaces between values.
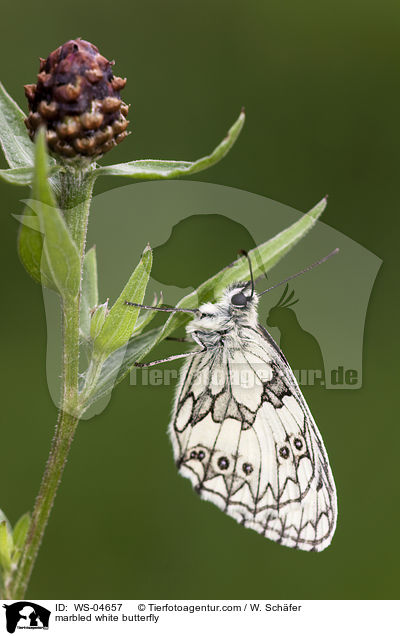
129, 250, 338, 551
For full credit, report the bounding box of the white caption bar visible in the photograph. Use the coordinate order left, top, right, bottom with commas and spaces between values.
1, 600, 398, 635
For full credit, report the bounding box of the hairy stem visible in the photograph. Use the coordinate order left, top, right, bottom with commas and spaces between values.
8, 409, 78, 599
6, 167, 96, 599
57, 166, 96, 263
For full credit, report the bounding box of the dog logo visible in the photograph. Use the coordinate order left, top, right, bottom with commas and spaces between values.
2, 602, 50, 633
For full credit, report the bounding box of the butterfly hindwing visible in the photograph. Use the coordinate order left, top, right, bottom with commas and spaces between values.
169, 322, 337, 552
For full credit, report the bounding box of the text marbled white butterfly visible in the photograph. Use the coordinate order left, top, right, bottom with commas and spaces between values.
131, 251, 338, 551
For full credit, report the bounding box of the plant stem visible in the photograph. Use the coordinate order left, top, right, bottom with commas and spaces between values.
8, 410, 78, 599
6, 167, 96, 599
57, 165, 96, 263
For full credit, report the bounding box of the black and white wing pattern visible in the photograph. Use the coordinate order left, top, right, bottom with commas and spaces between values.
169, 324, 337, 551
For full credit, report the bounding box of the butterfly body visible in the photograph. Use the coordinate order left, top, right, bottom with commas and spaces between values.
169, 284, 337, 551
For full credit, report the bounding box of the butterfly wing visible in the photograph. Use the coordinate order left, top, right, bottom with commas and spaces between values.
169, 324, 337, 551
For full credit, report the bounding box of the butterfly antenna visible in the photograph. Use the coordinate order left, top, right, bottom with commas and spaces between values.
239, 249, 255, 298
258, 248, 339, 297
125, 301, 198, 314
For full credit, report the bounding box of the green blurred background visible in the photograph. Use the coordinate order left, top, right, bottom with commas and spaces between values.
0, 0, 398, 600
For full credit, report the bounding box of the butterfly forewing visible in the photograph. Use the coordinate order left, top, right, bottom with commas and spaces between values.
169, 294, 337, 552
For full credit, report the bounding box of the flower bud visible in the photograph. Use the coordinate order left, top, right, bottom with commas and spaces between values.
24, 39, 130, 160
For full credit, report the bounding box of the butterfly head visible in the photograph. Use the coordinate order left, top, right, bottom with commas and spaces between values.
213, 283, 259, 326
188, 284, 258, 335
226, 283, 258, 311
223, 284, 258, 326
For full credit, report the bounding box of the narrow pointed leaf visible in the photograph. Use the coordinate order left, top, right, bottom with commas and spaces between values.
0, 166, 32, 186
94, 245, 152, 355
94, 110, 245, 180
17, 207, 56, 288
21, 130, 80, 298
80, 246, 99, 339
158, 197, 328, 341
0, 81, 34, 168
0, 521, 13, 571
17, 130, 56, 289
12, 513, 31, 552
28, 198, 81, 299
0, 164, 61, 186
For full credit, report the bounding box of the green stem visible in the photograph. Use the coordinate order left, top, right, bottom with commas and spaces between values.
56, 166, 97, 262
8, 410, 78, 599
6, 166, 96, 599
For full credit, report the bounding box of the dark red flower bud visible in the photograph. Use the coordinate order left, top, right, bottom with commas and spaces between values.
24, 38, 130, 160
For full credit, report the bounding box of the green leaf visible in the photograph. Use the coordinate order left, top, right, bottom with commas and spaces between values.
0, 81, 35, 168
94, 244, 152, 356
17, 205, 55, 288
80, 246, 99, 339
20, 130, 80, 299
17, 129, 56, 289
12, 513, 31, 553
94, 109, 245, 180
158, 196, 328, 341
84, 327, 163, 410
0, 164, 60, 186
0, 521, 13, 571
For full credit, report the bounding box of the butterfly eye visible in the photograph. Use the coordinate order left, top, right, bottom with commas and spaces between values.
231, 292, 248, 307
242, 462, 253, 476
197, 450, 206, 461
